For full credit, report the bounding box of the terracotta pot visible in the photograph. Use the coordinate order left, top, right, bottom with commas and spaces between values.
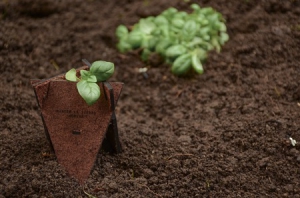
31, 67, 123, 184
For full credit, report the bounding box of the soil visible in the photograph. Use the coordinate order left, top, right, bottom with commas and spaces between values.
1, 0, 300, 197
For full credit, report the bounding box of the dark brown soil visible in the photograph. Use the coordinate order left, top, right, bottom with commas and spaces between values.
1, 0, 300, 197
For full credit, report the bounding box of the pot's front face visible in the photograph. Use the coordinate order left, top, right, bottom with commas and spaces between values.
32, 80, 123, 183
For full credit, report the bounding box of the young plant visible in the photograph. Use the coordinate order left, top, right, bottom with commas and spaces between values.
116, 3, 229, 76
65, 60, 114, 106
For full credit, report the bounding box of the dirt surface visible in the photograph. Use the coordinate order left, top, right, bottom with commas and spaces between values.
1, 0, 300, 197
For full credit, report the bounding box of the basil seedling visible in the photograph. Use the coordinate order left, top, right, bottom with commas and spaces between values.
65, 61, 114, 105
116, 4, 229, 76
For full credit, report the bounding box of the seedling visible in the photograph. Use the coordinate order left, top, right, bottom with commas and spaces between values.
116, 4, 229, 76
65, 60, 114, 105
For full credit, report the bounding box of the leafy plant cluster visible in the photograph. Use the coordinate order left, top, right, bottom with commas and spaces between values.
65, 61, 114, 105
116, 4, 229, 75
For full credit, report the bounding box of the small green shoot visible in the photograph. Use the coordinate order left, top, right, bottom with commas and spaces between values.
65, 61, 114, 105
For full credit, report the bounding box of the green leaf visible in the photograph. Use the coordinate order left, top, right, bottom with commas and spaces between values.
143, 37, 158, 51
219, 32, 229, 45
197, 48, 208, 61
171, 54, 192, 75
201, 34, 211, 42
159, 26, 169, 38
174, 11, 188, 20
207, 13, 220, 24
116, 25, 128, 40
165, 44, 187, 60
211, 37, 221, 52
141, 48, 151, 61
161, 7, 178, 20
171, 18, 185, 29
199, 18, 209, 26
152, 28, 162, 36
117, 40, 132, 53
127, 31, 143, 49
200, 7, 215, 16
181, 20, 198, 40
187, 37, 211, 51
141, 36, 150, 49
191, 53, 204, 74
90, 61, 114, 82
87, 75, 97, 83
76, 80, 100, 106
198, 26, 211, 37
191, 4, 201, 12
80, 70, 97, 82
65, 68, 77, 82
154, 15, 169, 26
219, 22, 227, 32
139, 19, 156, 35
155, 39, 172, 56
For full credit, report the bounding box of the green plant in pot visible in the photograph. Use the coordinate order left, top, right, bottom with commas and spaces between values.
31, 59, 123, 184
65, 60, 115, 105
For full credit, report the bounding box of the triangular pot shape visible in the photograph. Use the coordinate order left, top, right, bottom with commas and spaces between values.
31, 71, 123, 184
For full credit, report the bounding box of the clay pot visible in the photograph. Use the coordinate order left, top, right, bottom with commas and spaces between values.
31, 68, 123, 184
